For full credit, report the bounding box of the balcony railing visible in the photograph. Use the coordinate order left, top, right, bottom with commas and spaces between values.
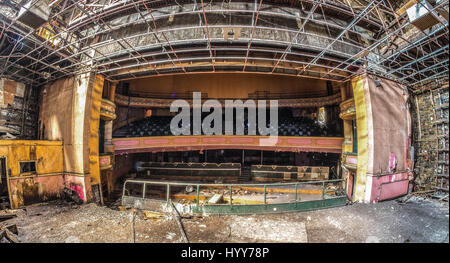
122, 178, 347, 214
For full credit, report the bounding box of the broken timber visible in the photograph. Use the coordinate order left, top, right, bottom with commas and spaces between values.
0, 214, 17, 222
0, 224, 19, 243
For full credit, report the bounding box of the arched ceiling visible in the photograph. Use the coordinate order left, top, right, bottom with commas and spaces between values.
0, 0, 448, 91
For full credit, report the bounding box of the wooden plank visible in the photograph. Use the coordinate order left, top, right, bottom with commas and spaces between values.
0, 214, 16, 222
0, 226, 19, 243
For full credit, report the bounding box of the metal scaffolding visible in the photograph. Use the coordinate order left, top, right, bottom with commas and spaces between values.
0, 0, 448, 90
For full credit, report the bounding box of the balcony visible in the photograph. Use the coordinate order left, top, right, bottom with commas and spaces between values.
100, 98, 116, 121
339, 98, 356, 120
99, 154, 113, 170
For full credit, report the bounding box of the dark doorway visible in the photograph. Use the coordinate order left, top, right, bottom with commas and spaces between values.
0, 157, 9, 209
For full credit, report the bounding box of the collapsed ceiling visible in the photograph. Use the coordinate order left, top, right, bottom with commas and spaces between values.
0, 0, 448, 90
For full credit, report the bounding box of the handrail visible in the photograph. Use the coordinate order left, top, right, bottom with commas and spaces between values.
122, 178, 346, 209
123, 178, 344, 187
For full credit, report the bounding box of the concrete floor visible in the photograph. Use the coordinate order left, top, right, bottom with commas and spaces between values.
1, 196, 448, 243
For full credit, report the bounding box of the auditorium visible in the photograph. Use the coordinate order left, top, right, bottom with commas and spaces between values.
0, 0, 448, 243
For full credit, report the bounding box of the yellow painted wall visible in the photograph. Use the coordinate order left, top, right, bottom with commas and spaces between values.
352, 76, 370, 202
88, 75, 104, 185
0, 140, 64, 208
0, 140, 63, 177
39, 73, 105, 201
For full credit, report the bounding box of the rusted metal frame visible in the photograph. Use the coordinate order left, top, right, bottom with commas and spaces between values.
375, 0, 406, 54
71, 0, 145, 78
101, 55, 351, 81
344, 0, 355, 15
411, 70, 450, 87
380, 25, 448, 65
415, 0, 449, 37
75, 7, 379, 45
319, 4, 332, 37
78, 1, 146, 66
69, 1, 144, 79
98, 46, 357, 75
374, 3, 387, 30
327, 2, 449, 83
0, 0, 82, 75
100, 56, 353, 81
200, 0, 215, 71
380, 0, 448, 78
51, 23, 369, 77
386, 45, 449, 76
399, 60, 449, 81
68, 0, 387, 32
23, 0, 185, 76
329, 13, 407, 76
6, 19, 110, 81
297, 0, 381, 77
129, 0, 165, 75
82, 24, 367, 57
15, 0, 143, 83
4, 0, 446, 85
0, 64, 41, 85
94, 45, 356, 74
18, 7, 380, 75
0, 28, 69, 75
141, 0, 187, 73
2, 0, 41, 32
0, 35, 73, 84
1, 30, 82, 85
10, 13, 140, 84
242, 0, 263, 71
33, 1, 192, 75
0, 26, 68, 76
271, 0, 323, 73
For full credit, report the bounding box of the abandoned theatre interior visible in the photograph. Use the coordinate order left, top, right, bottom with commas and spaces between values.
0, 0, 448, 221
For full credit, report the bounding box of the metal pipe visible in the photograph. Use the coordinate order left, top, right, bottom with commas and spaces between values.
242, 0, 263, 71
200, 0, 215, 71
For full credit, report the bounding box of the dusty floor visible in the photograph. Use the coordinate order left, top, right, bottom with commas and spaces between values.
1, 196, 448, 243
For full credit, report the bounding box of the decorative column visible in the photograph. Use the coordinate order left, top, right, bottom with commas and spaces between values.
99, 81, 117, 201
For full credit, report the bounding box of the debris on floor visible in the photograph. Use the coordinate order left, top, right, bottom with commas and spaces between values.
207, 194, 223, 204
0, 223, 19, 243
0, 197, 447, 243
143, 211, 166, 221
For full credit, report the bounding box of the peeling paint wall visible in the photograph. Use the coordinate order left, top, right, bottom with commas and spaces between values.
352, 74, 413, 203
39, 74, 105, 202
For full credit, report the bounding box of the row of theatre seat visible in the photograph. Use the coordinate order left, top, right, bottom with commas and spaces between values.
113, 116, 341, 137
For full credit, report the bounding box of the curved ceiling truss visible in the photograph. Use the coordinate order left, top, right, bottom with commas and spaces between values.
0, 0, 448, 90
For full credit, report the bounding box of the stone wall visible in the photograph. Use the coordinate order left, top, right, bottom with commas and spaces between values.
411, 79, 449, 192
